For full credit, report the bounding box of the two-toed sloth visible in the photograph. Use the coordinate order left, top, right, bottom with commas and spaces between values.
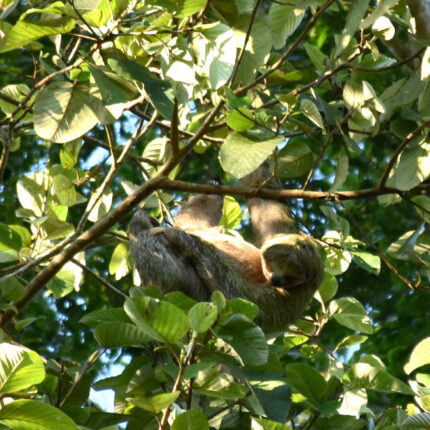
129, 165, 324, 331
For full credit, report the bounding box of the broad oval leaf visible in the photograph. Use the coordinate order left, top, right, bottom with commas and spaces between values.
285, 363, 327, 405
124, 296, 189, 343
226, 108, 255, 132
300, 99, 324, 129
94, 322, 147, 348
0, 343, 45, 393
349, 362, 413, 394
197, 22, 237, 89
220, 195, 242, 230
130, 392, 180, 414
404, 337, 430, 375
277, 140, 313, 179
329, 297, 373, 334
402, 412, 430, 429
34, 81, 113, 143
219, 314, 268, 366
80, 307, 132, 328
0, 399, 78, 429
391, 140, 430, 191
188, 302, 218, 333
0, 4, 76, 53
172, 409, 209, 430
220, 132, 283, 178
412, 195, 430, 224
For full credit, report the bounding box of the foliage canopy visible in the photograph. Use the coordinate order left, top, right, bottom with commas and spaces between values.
0, 0, 430, 428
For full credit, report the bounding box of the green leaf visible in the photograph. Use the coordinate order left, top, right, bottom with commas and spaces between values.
336, 335, 368, 350
178, 0, 207, 17
277, 141, 313, 179
322, 231, 353, 275
227, 298, 259, 321
89, 64, 138, 105
402, 413, 430, 429
124, 297, 190, 344
0, 343, 45, 393
360, 0, 400, 29
349, 362, 413, 394
196, 22, 236, 89
80, 307, 132, 328
41, 217, 75, 240
330, 297, 373, 334
34, 81, 113, 143
16, 175, 45, 217
0, 277, 25, 301
94, 322, 147, 348
59, 140, 81, 169
219, 132, 283, 178
404, 337, 430, 375
172, 410, 209, 430
246, 372, 291, 422
232, 17, 272, 85
300, 99, 324, 129
220, 195, 242, 229
334, 0, 370, 56
391, 140, 430, 191
269, 2, 308, 50
352, 250, 381, 275
188, 302, 218, 333
303, 42, 326, 72
108, 57, 174, 119
0, 223, 22, 251
47, 268, 76, 298
0, 2, 76, 53
87, 187, 113, 222
0, 399, 78, 429
285, 363, 327, 405
226, 108, 255, 132
372, 16, 395, 41
330, 154, 349, 192
314, 273, 338, 304
254, 418, 290, 430
52, 173, 77, 206
219, 314, 268, 366
130, 392, 180, 414
109, 243, 130, 280
412, 195, 430, 224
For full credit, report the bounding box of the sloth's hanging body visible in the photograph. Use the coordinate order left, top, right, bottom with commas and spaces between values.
129, 166, 324, 331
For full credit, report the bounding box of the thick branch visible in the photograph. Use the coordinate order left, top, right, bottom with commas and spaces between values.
153, 178, 430, 200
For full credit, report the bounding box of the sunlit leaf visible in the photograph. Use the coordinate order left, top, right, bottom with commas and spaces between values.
124, 296, 189, 343
34, 81, 114, 143
220, 132, 283, 178
330, 297, 373, 334
404, 337, 430, 375
0, 399, 78, 429
188, 302, 218, 333
0, 343, 45, 393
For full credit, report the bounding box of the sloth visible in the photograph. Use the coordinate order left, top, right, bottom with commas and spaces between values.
129, 165, 324, 330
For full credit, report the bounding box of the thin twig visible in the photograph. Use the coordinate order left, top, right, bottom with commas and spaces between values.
378, 118, 430, 188
237, 0, 336, 94
71, 258, 127, 298
229, 0, 262, 87
59, 349, 104, 408
0, 125, 12, 183
335, 197, 420, 291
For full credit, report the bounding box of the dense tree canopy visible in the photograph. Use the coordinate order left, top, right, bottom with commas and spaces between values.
0, 0, 430, 428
